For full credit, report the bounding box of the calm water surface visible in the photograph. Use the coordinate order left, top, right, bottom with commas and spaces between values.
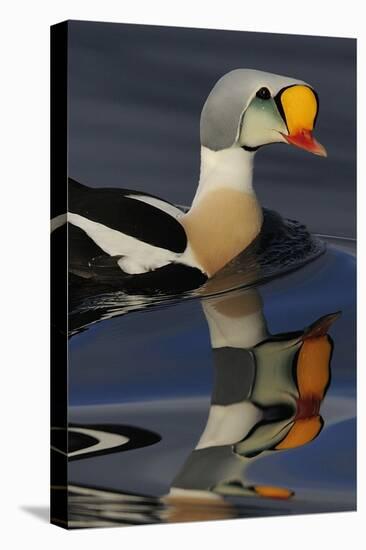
63, 233, 356, 528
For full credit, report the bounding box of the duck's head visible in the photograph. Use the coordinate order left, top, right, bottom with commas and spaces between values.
200, 68, 326, 157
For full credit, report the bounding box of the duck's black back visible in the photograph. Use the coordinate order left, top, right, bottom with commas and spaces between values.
68, 178, 187, 253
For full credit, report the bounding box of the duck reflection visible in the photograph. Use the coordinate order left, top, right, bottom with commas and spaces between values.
61, 290, 340, 527
163, 290, 339, 520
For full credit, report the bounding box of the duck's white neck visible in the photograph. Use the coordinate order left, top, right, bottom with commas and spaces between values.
192, 146, 255, 206
181, 145, 262, 277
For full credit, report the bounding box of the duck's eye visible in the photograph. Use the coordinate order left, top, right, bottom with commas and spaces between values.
256, 87, 271, 100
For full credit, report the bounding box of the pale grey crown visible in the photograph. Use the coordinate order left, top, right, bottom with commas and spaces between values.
200, 69, 306, 151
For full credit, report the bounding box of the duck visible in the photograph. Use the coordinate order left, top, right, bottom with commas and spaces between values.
66, 69, 327, 292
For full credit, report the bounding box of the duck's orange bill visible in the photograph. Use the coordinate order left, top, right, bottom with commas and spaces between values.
282, 129, 327, 157
279, 85, 327, 157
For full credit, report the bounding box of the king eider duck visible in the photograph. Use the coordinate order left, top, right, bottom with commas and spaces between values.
66, 69, 327, 293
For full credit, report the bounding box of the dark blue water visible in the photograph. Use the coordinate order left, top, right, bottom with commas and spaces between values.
61, 21, 356, 528
65, 235, 356, 527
